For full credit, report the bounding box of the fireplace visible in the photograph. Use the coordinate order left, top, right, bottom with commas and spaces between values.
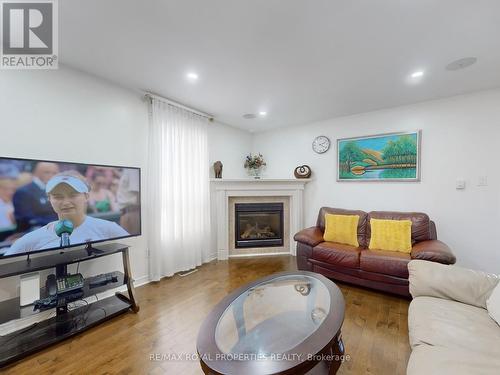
214, 180, 310, 259
235, 202, 284, 248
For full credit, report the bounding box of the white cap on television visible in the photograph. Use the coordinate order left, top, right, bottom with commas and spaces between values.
46, 175, 89, 194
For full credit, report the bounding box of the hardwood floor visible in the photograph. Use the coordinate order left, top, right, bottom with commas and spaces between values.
3, 256, 410, 374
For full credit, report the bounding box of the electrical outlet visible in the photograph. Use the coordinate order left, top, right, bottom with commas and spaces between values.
478, 176, 488, 186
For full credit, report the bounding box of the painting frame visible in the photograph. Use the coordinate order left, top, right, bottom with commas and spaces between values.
337, 130, 421, 182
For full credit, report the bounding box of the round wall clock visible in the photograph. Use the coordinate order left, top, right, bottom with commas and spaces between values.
312, 136, 331, 154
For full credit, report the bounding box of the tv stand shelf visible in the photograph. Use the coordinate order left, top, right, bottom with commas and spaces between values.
0, 243, 128, 279
0, 243, 139, 368
0, 271, 125, 325
0, 295, 131, 366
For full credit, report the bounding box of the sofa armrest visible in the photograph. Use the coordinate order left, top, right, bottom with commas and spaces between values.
408, 260, 499, 308
294, 227, 324, 247
411, 240, 456, 264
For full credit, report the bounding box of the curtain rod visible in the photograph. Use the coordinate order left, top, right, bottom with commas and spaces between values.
144, 92, 214, 121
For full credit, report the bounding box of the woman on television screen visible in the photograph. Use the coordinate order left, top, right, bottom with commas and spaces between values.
4, 171, 129, 256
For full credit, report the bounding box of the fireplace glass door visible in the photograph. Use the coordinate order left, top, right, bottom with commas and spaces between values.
235, 203, 284, 248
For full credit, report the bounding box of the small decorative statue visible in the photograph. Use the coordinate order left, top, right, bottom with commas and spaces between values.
294, 165, 312, 179
213, 161, 223, 178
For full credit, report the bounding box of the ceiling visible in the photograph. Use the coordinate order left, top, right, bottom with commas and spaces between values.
59, 0, 500, 132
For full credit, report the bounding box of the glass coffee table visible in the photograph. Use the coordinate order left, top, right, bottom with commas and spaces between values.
197, 271, 345, 374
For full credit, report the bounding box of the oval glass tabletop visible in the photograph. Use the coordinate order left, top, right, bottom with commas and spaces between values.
215, 274, 331, 357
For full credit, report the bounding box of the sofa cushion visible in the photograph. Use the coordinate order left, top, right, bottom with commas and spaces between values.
407, 344, 500, 375
409, 260, 499, 309
368, 218, 412, 253
367, 211, 430, 245
486, 281, 500, 325
360, 249, 411, 278
323, 214, 359, 247
312, 242, 361, 269
409, 296, 500, 354
316, 207, 368, 247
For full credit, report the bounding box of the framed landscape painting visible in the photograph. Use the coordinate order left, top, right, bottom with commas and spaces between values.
337, 131, 421, 182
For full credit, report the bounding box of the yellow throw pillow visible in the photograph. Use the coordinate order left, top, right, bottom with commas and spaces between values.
369, 218, 412, 253
323, 214, 359, 247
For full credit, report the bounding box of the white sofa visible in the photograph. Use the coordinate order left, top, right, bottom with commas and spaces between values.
407, 260, 500, 375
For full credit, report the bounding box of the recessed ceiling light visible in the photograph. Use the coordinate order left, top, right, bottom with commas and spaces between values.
410, 71, 424, 79
446, 57, 477, 71
186, 72, 198, 81
259, 111, 267, 116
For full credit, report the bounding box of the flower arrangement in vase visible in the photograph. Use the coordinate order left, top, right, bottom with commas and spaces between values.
244, 153, 266, 179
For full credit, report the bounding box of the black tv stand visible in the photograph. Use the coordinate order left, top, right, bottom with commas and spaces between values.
0, 243, 139, 368
85, 242, 104, 256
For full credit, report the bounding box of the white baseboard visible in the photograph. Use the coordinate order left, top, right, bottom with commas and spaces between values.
229, 252, 292, 258
206, 254, 218, 262
133, 275, 150, 287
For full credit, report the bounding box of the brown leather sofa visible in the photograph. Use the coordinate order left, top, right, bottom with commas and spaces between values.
294, 207, 456, 297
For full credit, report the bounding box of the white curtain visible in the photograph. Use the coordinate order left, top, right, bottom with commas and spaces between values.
147, 98, 211, 281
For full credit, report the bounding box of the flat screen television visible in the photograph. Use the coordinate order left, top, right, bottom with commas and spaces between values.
0, 157, 141, 258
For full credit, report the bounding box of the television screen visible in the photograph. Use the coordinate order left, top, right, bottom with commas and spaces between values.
0, 157, 141, 258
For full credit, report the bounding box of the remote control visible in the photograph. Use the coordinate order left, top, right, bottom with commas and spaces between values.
89, 273, 118, 288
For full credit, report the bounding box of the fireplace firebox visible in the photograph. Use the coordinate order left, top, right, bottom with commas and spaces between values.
235, 203, 284, 248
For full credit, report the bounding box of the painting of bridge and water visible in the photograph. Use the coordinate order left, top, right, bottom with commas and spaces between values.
337, 131, 421, 181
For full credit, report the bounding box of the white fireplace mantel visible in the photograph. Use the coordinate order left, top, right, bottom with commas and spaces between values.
210, 178, 311, 260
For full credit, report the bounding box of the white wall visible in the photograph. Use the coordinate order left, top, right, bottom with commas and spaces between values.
253, 90, 500, 273
0, 66, 150, 300
208, 121, 253, 179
